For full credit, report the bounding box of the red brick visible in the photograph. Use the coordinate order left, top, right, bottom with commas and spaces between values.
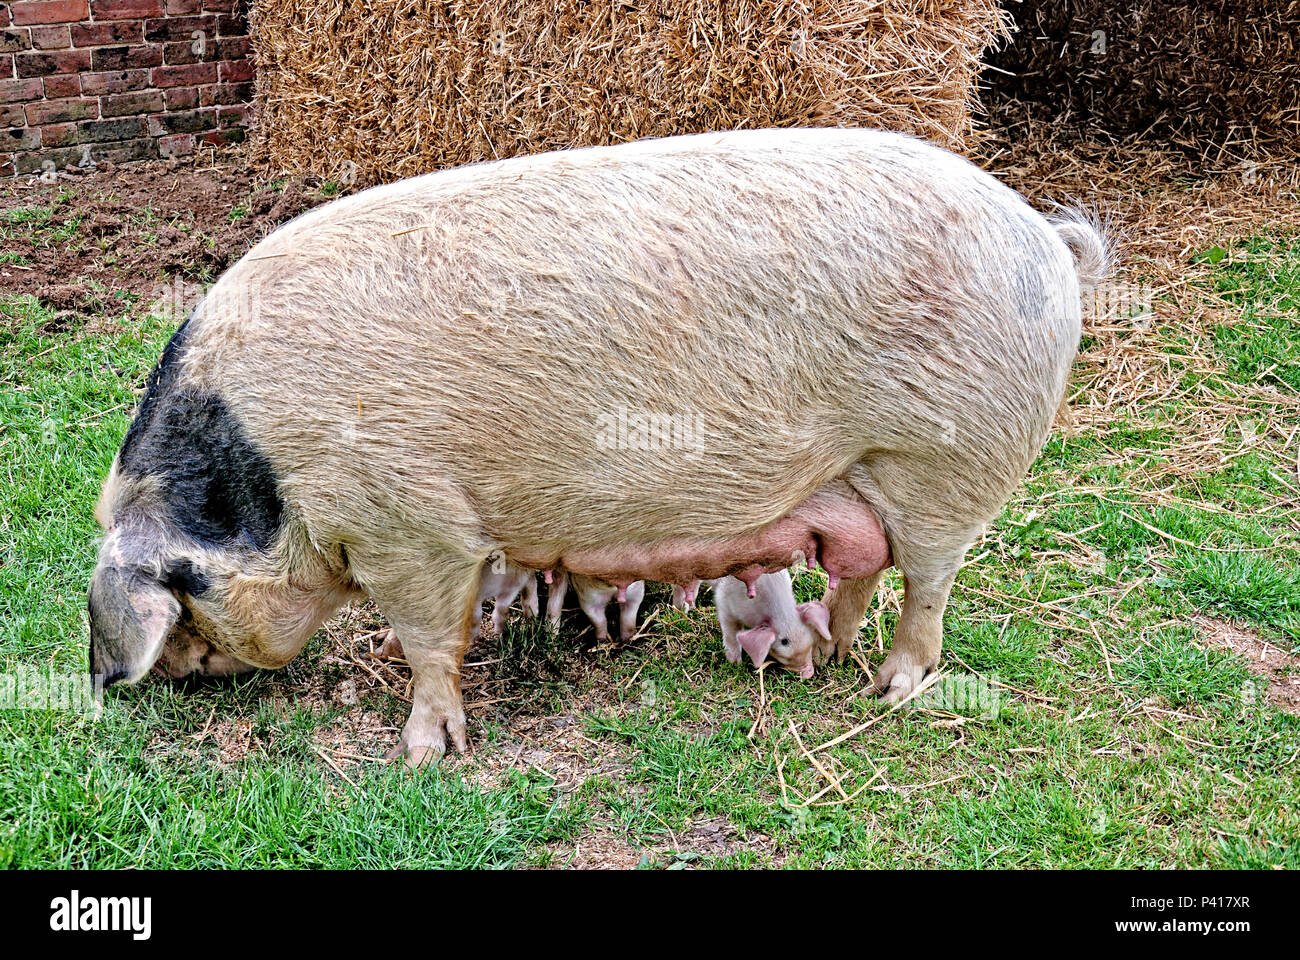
199, 79, 247, 106
79, 67, 148, 94
162, 83, 194, 109
198, 126, 239, 146
29, 25, 70, 50
0, 103, 24, 125
90, 43, 161, 70
202, 0, 233, 11
215, 101, 245, 127
217, 57, 249, 82
37, 120, 79, 146
215, 11, 244, 36
0, 53, 10, 76
3, 124, 40, 149
16, 144, 88, 174
99, 88, 161, 116
71, 21, 144, 47
0, 29, 31, 54
94, 135, 158, 162
145, 105, 214, 135
78, 115, 145, 141
0, 76, 43, 101
43, 75, 79, 97
211, 35, 246, 59
10, 1, 88, 25
151, 60, 211, 86
160, 39, 205, 64
16, 48, 89, 77
91, 0, 162, 19
25, 96, 96, 124
0, 6, 9, 27
165, 0, 200, 12
0, 157, 15, 178
157, 130, 192, 156
144, 15, 214, 42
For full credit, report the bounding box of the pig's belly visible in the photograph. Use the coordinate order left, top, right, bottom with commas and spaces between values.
512, 480, 891, 591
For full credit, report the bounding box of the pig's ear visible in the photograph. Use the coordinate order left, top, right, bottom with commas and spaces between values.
88, 561, 180, 685
797, 601, 832, 642
736, 625, 777, 669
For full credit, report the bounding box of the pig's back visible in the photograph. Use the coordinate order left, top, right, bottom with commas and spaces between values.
181, 128, 1082, 549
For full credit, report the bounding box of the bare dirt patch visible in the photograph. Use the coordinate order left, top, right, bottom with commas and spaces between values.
1192, 613, 1300, 714
0, 146, 327, 328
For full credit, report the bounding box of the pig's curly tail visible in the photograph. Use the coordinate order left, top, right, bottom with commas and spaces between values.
1048, 205, 1114, 287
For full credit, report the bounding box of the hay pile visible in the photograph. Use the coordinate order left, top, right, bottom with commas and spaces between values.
250, 0, 1011, 186
984, 1, 1300, 157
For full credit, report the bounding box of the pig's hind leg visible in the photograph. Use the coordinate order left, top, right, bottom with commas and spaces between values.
846, 461, 987, 703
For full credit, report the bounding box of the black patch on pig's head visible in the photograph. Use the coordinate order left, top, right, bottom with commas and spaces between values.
118, 316, 285, 552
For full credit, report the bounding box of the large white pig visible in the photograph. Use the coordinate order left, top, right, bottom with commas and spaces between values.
88, 128, 1108, 765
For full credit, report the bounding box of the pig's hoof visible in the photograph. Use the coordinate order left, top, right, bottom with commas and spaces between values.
370, 629, 405, 661
813, 635, 838, 665
866, 654, 928, 703
385, 738, 441, 769
386, 701, 470, 767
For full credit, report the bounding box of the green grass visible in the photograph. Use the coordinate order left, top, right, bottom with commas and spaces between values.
2, 234, 1298, 869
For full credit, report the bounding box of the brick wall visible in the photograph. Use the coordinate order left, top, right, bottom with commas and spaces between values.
1, 0, 252, 176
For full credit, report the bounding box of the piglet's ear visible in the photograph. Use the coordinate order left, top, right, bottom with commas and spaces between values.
798, 601, 831, 642
736, 625, 777, 670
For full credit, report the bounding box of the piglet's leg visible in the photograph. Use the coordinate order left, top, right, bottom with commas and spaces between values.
618, 581, 646, 642
545, 570, 569, 628
521, 575, 539, 619
579, 591, 612, 642
823, 573, 882, 664
717, 613, 743, 665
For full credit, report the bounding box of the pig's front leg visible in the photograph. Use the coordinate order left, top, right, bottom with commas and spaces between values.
363, 553, 483, 766
823, 573, 882, 663
390, 642, 469, 765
